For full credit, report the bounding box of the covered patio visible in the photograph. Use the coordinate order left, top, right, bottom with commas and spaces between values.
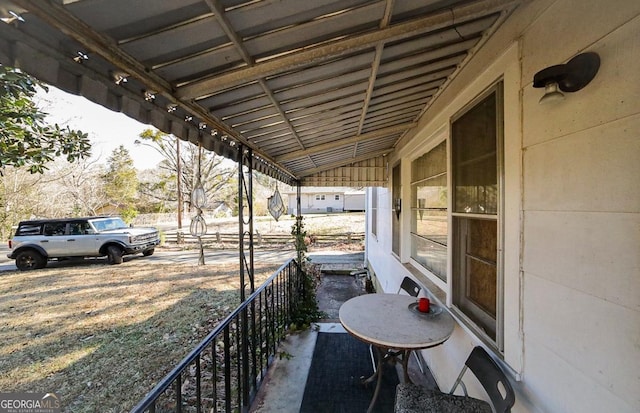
1, 1, 638, 412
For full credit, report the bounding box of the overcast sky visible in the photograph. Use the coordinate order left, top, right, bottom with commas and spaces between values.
37, 86, 165, 170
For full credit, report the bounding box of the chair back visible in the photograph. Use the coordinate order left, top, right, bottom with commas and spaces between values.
465, 346, 515, 413
397, 276, 421, 297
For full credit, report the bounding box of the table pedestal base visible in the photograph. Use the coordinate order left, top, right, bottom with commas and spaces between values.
361, 347, 414, 413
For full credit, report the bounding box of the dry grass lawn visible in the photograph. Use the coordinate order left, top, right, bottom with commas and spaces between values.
0, 259, 280, 412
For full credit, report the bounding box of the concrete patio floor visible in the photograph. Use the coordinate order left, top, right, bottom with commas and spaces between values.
250, 252, 437, 413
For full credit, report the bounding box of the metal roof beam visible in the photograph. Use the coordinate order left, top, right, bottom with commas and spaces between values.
204, 0, 309, 160
177, 0, 517, 100
276, 123, 412, 162
354, 0, 395, 157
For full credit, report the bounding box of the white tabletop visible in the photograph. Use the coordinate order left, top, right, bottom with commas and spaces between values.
339, 293, 455, 350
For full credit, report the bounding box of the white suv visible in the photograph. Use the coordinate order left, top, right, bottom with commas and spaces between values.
7, 216, 160, 270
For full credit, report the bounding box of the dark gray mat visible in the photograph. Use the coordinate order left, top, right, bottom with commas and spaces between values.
300, 332, 399, 413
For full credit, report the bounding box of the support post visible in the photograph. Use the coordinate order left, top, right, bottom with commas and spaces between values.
176, 137, 182, 230
238, 145, 254, 412
296, 182, 303, 264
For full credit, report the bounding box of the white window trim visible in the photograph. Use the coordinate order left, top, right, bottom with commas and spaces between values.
407, 129, 449, 291
449, 81, 504, 351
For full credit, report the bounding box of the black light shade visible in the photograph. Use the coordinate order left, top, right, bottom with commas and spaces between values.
533, 52, 600, 93
394, 198, 401, 220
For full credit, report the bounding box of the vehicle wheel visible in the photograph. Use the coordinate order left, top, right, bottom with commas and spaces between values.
15, 250, 46, 271
142, 248, 155, 257
106, 246, 123, 265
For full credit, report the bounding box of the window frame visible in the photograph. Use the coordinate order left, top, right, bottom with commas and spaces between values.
410, 140, 448, 281
371, 187, 378, 237
450, 81, 505, 351
392, 162, 401, 257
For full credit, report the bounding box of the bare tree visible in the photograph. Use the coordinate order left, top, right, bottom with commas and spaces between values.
48, 157, 107, 216
136, 129, 235, 214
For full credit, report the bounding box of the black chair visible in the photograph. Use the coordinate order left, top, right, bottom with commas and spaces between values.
394, 346, 516, 413
398, 276, 421, 297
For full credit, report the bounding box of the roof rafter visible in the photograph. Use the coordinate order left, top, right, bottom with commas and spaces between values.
204, 0, 312, 165
177, 0, 517, 100
276, 123, 413, 162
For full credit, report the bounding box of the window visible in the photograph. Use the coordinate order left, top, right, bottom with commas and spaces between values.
410, 141, 447, 280
451, 83, 503, 346
335, 195, 340, 201
16, 223, 43, 236
371, 187, 378, 237
69, 222, 90, 235
43, 222, 66, 236
315, 194, 325, 201
392, 163, 401, 256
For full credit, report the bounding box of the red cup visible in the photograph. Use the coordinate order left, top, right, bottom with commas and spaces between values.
418, 297, 430, 313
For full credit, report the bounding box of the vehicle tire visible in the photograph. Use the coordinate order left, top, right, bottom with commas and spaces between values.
106, 245, 123, 265
15, 250, 46, 271
142, 248, 155, 257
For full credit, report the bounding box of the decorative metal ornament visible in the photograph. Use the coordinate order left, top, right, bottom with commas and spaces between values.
190, 214, 207, 237
267, 185, 286, 221
190, 143, 207, 265
192, 187, 206, 209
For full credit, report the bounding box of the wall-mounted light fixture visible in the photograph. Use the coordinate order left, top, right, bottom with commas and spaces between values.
533, 52, 600, 104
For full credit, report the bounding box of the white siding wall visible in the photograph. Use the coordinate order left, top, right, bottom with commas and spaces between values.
520, 0, 640, 411
365, 1, 640, 412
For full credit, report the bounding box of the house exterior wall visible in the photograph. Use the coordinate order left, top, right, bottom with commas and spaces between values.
365, 1, 640, 412
286, 193, 344, 214
344, 193, 365, 211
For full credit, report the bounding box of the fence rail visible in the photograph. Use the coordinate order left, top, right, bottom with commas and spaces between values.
164, 231, 364, 245
131, 259, 304, 413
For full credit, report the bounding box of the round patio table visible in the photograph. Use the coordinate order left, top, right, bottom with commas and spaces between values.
339, 293, 455, 413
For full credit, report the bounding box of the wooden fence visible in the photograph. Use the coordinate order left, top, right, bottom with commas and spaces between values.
163, 231, 364, 246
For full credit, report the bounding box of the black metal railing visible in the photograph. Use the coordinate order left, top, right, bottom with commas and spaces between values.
131, 259, 305, 413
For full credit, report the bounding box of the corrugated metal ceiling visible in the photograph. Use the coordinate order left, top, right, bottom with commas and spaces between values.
0, 0, 519, 186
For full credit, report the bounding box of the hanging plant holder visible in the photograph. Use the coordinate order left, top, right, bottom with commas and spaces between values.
267, 185, 286, 221
190, 214, 207, 237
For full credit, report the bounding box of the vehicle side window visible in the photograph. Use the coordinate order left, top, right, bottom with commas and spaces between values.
43, 222, 66, 236
69, 222, 90, 235
16, 224, 42, 236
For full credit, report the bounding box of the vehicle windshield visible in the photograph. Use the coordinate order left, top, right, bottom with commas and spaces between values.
91, 217, 128, 232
